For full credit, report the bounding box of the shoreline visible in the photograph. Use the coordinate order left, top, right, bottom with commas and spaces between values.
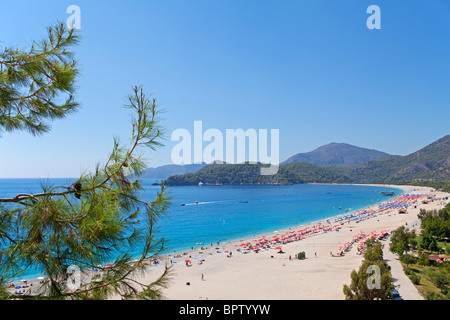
6, 184, 449, 299
156, 183, 404, 256
130, 183, 449, 300
159, 183, 409, 254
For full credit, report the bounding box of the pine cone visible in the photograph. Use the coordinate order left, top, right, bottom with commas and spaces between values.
72, 181, 82, 199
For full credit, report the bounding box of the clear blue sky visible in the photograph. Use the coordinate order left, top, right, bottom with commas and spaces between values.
1, 0, 449, 178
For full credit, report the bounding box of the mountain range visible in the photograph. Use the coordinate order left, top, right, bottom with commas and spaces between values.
161, 135, 450, 188
280, 143, 391, 166
343, 135, 450, 182
145, 142, 391, 179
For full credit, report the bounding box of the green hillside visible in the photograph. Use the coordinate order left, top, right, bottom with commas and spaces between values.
164, 135, 450, 189
343, 135, 450, 182
164, 161, 351, 186
281, 142, 390, 166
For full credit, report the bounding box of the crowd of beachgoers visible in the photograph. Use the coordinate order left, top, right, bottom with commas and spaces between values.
5, 189, 449, 297
160, 191, 442, 266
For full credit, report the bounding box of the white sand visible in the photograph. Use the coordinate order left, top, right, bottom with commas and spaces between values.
10, 184, 448, 300
132, 185, 449, 300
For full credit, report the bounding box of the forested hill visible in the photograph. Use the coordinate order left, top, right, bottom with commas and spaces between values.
281, 143, 391, 166
164, 135, 450, 188
343, 135, 450, 182
164, 161, 352, 186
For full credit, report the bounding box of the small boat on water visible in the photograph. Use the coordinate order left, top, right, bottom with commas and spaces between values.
381, 191, 394, 196
239, 201, 248, 203
181, 201, 199, 206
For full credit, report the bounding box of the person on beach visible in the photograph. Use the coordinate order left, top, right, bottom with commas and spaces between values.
201, 273, 205, 281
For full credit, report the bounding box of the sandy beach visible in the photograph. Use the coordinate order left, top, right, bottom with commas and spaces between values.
7, 184, 449, 300
128, 184, 449, 300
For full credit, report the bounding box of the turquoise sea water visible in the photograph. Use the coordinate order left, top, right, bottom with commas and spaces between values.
0, 179, 403, 279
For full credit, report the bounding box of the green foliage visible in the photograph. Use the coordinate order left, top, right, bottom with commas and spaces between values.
343, 241, 394, 300
419, 204, 450, 241
0, 22, 79, 136
418, 252, 429, 266
165, 162, 301, 185
0, 23, 173, 300
164, 161, 353, 186
283, 162, 352, 183
282, 143, 390, 166
408, 272, 421, 285
425, 292, 448, 300
0, 83, 171, 299
400, 254, 418, 266
420, 233, 440, 252
425, 268, 449, 292
390, 226, 416, 256
364, 237, 384, 262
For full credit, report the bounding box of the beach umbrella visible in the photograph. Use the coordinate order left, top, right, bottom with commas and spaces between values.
275, 247, 282, 250
185, 260, 191, 263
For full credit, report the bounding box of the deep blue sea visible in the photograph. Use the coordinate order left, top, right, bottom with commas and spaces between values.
0, 178, 403, 280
